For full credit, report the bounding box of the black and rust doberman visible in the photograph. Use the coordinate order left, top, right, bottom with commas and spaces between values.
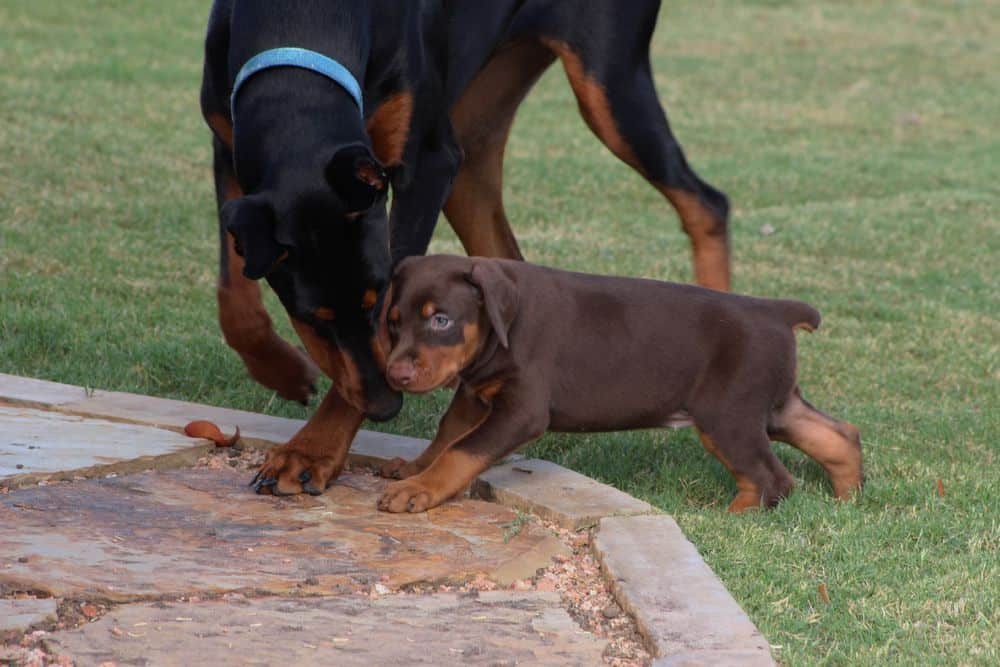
200, 1, 730, 496
379, 255, 863, 513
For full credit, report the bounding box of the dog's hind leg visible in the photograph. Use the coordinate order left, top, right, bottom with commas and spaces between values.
211, 136, 320, 404
769, 389, 864, 500
696, 426, 796, 512
444, 40, 556, 260
540, 31, 730, 290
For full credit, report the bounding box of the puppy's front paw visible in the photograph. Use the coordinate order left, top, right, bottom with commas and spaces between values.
377, 479, 440, 513
378, 457, 421, 480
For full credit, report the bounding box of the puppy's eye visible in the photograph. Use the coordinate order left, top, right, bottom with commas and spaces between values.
429, 313, 452, 331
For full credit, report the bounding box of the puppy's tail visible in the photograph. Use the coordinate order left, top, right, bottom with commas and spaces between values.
774, 299, 821, 333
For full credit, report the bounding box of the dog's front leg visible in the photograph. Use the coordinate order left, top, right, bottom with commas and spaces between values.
250, 388, 364, 496
377, 386, 547, 512
379, 383, 490, 480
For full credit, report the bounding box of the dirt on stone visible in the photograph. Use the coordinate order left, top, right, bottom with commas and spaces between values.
197, 447, 651, 665
1, 449, 650, 666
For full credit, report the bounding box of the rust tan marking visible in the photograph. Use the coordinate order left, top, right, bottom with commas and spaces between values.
223, 174, 242, 202
356, 162, 386, 190
541, 39, 641, 168
291, 318, 366, 410
207, 112, 234, 151
542, 38, 729, 291
444, 40, 553, 260
362, 289, 378, 310
474, 379, 504, 404
657, 187, 730, 291
408, 322, 481, 393
365, 91, 413, 167
262, 388, 365, 495
393, 389, 493, 479
383, 449, 488, 512
370, 284, 394, 373
314, 307, 335, 321
793, 321, 816, 333
218, 233, 319, 401
388, 306, 400, 322
772, 397, 863, 499
421, 301, 437, 318
697, 431, 763, 513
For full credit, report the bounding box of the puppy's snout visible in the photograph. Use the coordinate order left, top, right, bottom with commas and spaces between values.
387, 358, 416, 388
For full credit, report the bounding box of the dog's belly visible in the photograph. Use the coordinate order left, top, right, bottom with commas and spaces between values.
547, 390, 694, 432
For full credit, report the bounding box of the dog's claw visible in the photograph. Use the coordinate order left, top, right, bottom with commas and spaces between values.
302, 482, 323, 496
249, 470, 263, 487
252, 476, 277, 494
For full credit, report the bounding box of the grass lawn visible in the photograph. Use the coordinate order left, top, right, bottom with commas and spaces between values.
1, 0, 997, 664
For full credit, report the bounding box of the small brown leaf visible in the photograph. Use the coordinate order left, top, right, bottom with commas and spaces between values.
81, 603, 100, 618
818, 582, 831, 604
184, 420, 241, 447
936, 479, 945, 497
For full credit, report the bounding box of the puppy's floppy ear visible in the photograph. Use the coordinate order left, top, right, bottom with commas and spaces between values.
221, 195, 285, 280
465, 260, 518, 349
325, 144, 387, 214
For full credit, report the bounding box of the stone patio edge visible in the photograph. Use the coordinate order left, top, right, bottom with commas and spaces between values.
0, 373, 773, 663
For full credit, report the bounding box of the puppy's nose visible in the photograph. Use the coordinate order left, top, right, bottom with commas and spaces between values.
387, 360, 416, 388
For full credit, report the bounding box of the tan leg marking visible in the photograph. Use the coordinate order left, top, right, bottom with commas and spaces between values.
698, 430, 763, 513
445, 41, 555, 259
772, 394, 864, 499
366, 92, 413, 167
257, 388, 365, 496
380, 385, 491, 480
207, 112, 233, 151
290, 318, 366, 411
378, 449, 488, 513
542, 39, 730, 291
217, 174, 320, 403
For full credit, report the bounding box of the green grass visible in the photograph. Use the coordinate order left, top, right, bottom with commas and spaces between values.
1, 1, 997, 664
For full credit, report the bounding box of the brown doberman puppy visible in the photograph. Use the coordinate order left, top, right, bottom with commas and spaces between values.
378, 255, 863, 513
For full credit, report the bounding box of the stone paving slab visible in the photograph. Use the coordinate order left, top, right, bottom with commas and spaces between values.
474, 459, 657, 530
0, 599, 58, 635
43, 592, 607, 666
594, 515, 775, 665
0, 467, 564, 601
0, 406, 209, 485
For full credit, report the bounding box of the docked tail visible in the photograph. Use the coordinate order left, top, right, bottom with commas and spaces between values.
774, 299, 821, 333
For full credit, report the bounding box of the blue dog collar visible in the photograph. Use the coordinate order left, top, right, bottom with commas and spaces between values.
231, 47, 363, 115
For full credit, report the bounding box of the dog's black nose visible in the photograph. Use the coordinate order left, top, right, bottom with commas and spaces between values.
365, 389, 403, 422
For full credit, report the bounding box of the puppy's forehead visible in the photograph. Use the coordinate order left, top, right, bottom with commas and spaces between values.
394, 257, 472, 303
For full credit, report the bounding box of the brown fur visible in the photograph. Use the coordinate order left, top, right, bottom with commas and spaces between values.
378, 255, 863, 513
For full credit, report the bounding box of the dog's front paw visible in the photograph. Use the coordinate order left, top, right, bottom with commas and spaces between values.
250, 445, 342, 496
378, 457, 421, 480
377, 479, 441, 513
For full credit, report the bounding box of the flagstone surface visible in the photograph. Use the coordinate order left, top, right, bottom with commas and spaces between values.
43, 592, 607, 666
1, 467, 562, 601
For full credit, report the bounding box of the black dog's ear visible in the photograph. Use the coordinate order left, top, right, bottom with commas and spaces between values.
325, 145, 387, 214
221, 196, 285, 280
465, 261, 518, 349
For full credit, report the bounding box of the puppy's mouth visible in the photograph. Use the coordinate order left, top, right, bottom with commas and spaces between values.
386, 370, 457, 394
